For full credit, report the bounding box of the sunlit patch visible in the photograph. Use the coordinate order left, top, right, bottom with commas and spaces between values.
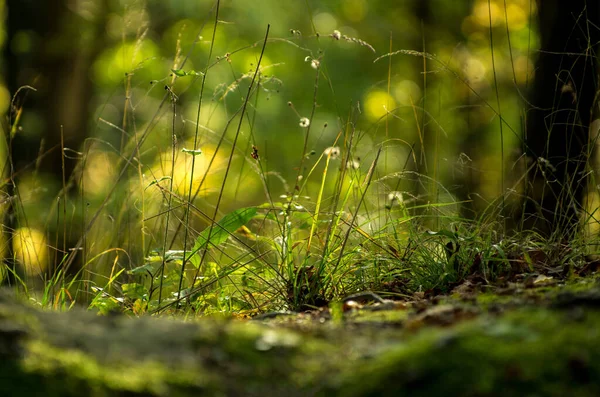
505, 4, 527, 30
343, 0, 367, 22
364, 90, 396, 122
513, 55, 534, 85
93, 40, 160, 85
394, 80, 421, 106
184, 102, 227, 133
585, 192, 600, 244
151, 143, 225, 197
313, 12, 338, 33
13, 227, 48, 276
81, 150, 118, 197
472, 0, 502, 27
463, 57, 486, 85
242, 53, 273, 71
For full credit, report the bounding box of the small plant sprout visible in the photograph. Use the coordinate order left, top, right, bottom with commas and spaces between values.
332, 30, 342, 40
323, 146, 341, 159
299, 117, 310, 128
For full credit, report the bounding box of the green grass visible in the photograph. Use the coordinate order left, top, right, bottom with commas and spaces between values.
1, 1, 598, 318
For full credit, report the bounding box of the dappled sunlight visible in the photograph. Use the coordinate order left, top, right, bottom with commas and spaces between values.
364, 90, 396, 122
393, 80, 421, 107
13, 227, 48, 276
81, 150, 119, 197
150, 143, 225, 198
93, 40, 160, 85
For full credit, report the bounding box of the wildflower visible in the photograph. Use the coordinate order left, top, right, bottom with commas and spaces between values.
332, 30, 341, 40
299, 117, 310, 128
324, 146, 341, 159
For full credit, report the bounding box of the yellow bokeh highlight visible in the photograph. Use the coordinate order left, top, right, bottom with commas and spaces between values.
513, 55, 534, 85
81, 150, 118, 197
343, 0, 367, 22
471, 0, 532, 30
505, 4, 527, 30
463, 56, 487, 85
394, 80, 421, 106
242, 53, 273, 71
13, 227, 48, 276
364, 90, 396, 122
150, 143, 226, 197
93, 40, 159, 85
313, 12, 338, 32
473, 1, 503, 27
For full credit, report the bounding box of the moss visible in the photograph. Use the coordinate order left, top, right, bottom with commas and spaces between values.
3, 284, 600, 396
334, 309, 600, 396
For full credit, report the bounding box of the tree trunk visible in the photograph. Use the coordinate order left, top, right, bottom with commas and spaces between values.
4, 0, 108, 277
523, 0, 600, 237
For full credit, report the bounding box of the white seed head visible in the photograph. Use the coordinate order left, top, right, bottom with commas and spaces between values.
299, 117, 310, 128
311, 59, 320, 69
324, 146, 341, 159
347, 159, 360, 169
332, 30, 341, 40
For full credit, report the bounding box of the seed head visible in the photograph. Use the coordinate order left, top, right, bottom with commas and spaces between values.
324, 146, 341, 159
299, 117, 310, 128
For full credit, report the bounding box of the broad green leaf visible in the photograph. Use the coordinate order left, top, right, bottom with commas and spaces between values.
188, 207, 257, 268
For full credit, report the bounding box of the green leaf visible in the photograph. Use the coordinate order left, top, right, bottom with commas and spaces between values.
188, 207, 258, 268
426, 229, 457, 240
122, 283, 148, 300
181, 148, 202, 156
172, 68, 203, 77
145, 176, 171, 190
129, 262, 160, 275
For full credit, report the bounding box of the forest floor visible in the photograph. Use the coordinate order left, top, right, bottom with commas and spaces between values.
2, 269, 600, 396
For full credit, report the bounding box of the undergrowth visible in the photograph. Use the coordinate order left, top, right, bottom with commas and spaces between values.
2, 1, 598, 317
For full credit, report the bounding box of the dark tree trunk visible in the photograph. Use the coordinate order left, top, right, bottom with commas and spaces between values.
4, 0, 107, 277
523, 0, 600, 237
6, 0, 106, 180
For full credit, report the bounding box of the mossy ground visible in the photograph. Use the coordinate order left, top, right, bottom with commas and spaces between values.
1, 276, 600, 396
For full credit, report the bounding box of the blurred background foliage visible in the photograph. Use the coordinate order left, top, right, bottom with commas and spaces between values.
0, 0, 538, 285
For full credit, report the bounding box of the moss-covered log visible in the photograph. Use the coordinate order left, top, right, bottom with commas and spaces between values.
2, 281, 600, 396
